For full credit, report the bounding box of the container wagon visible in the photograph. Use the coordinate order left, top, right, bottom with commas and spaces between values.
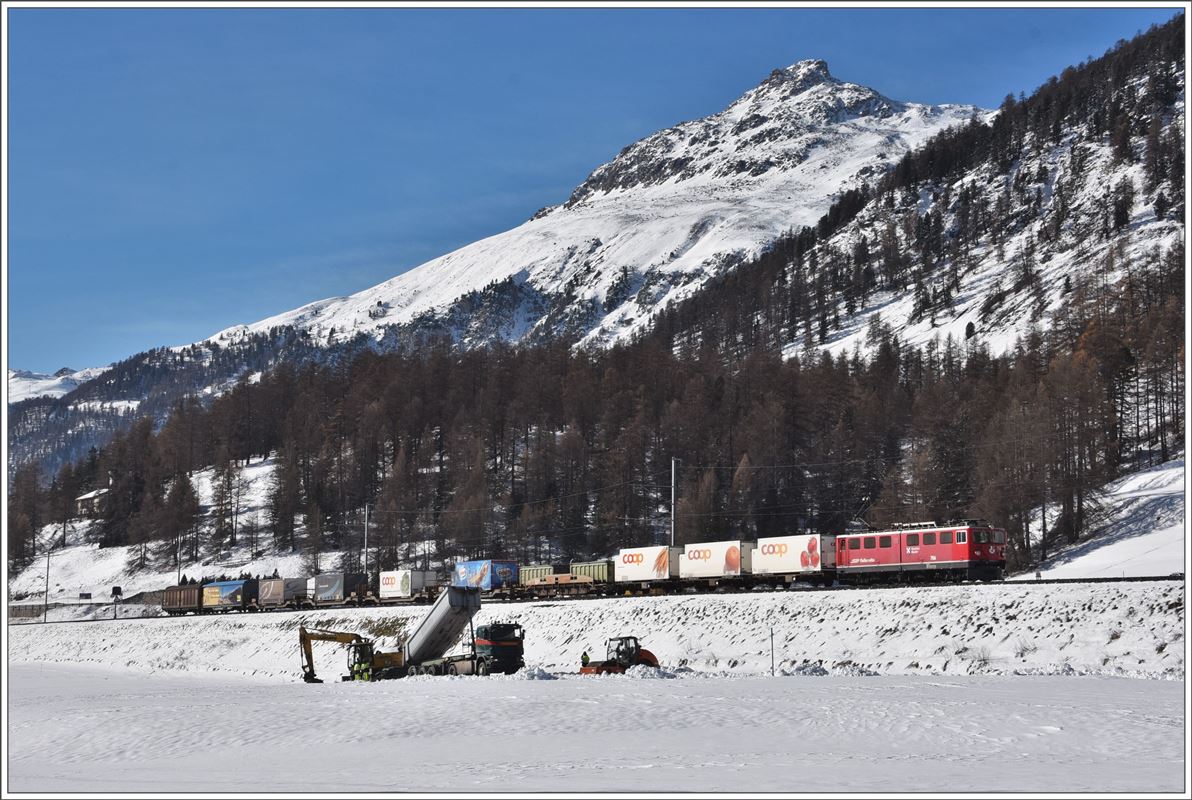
379, 569, 444, 603
678, 539, 754, 588
452, 560, 520, 599
200, 579, 259, 613
752, 534, 836, 587
307, 573, 370, 606
614, 546, 680, 593
258, 578, 311, 610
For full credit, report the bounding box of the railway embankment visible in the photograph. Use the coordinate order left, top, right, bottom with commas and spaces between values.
8, 580, 1183, 680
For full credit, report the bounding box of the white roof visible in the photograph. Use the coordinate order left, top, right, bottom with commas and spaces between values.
75, 488, 110, 501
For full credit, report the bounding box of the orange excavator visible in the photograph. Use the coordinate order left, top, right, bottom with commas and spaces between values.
579, 636, 659, 675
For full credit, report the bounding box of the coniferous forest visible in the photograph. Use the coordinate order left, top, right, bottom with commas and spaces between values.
6, 15, 1184, 578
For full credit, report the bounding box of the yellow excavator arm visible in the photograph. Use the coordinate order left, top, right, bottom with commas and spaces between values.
299, 625, 368, 683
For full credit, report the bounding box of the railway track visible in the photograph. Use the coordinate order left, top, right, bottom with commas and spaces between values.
10, 573, 1184, 625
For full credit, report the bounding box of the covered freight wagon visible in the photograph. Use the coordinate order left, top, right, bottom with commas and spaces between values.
162, 585, 202, 615
307, 573, 369, 606
200, 579, 259, 612
569, 559, 614, 584
518, 564, 555, 584
451, 560, 519, 593
258, 578, 310, 609
615, 546, 680, 582
678, 540, 753, 580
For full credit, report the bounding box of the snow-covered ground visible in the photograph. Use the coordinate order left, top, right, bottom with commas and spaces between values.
9, 581, 1183, 680
1022, 456, 1185, 580
7, 663, 1184, 792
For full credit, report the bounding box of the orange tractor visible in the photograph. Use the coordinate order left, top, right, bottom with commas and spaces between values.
579, 636, 659, 675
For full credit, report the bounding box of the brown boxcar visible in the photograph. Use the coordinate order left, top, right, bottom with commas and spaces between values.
162, 585, 202, 615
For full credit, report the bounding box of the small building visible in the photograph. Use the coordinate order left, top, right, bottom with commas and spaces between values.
75, 488, 110, 518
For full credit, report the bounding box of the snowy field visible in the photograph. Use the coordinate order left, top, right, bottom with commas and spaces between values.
7, 663, 1184, 793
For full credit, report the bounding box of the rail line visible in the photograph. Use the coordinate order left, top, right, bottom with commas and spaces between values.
9, 574, 1183, 626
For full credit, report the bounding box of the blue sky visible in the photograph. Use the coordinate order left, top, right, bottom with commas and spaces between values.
7, 6, 1183, 372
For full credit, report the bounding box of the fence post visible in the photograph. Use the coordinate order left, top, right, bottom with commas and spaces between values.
770, 626, 775, 676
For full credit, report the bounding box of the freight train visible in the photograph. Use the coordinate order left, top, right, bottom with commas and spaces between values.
158, 521, 1006, 615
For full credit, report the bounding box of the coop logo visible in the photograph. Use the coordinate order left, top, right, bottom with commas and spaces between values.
622, 553, 645, 564
759, 543, 789, 556
686, 549, 713, 561
381, 575, 397, 586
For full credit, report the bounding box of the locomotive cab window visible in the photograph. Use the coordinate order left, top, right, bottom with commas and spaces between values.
940, 531, 953, 544
878, 536, 892, 548
905, 533, 920, 546
863, 537, 876, 549
976, 530, 990, 543
993, 530, 1006, 544
923, 532, 937, 545
956, 531, 967, 544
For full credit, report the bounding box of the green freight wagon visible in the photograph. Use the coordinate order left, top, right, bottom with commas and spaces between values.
519, 564, 554, 585
570, 559, 615, 586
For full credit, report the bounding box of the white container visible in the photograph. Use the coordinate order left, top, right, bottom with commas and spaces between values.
678, 540, 753, 579
379, 569, 438, 599
752, 534, 835, 574
614, 546, 680, 582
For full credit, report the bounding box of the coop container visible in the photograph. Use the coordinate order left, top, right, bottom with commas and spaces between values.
614, 546, 680, 582
379, 569, 440, 599
753, 534, 834, 574
678, 540, 753, 579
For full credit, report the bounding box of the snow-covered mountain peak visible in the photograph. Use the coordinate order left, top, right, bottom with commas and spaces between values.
202, 59, 981, 354
757, 58, 838, 95
561, 60, 912, 210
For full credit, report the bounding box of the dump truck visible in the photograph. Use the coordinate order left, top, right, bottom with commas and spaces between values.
298, 585, 524, 681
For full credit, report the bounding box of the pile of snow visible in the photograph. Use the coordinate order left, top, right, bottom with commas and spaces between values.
9, 580, 1182, 681
1021, 456, 1185, 580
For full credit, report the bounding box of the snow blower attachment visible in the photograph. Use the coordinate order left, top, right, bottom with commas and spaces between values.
298, 585, 524, 681
579, 636, 659, 675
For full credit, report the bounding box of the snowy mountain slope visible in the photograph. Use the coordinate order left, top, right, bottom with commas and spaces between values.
7, 367, 108, 404
9, 456, 286, 602
209, 61, 983, 351
809, 115, 1183, 362
1024, 456, 1185, 580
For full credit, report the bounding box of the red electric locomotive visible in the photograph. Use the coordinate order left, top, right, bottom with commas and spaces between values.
834, 520, 1006, 584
